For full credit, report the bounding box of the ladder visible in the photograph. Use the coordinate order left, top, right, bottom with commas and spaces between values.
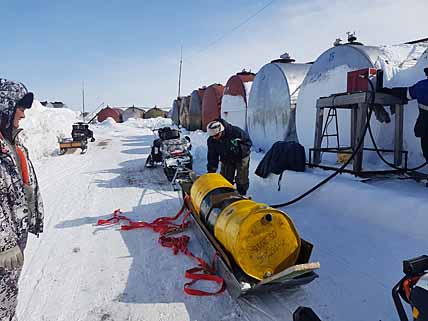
321, 107, 340, 149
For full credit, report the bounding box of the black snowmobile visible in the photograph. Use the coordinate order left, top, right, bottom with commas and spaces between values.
145, 127, 192, 182
293, 255, 428, 321
58, 122, 95, 155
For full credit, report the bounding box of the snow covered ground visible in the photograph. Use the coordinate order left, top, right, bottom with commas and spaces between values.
16, 110, 428, 321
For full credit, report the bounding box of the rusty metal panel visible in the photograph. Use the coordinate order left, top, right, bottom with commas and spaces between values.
201, 84, 224, 131
222, 72, 255, 130
171, 98, 181, 125
189, 87, 206, 131
178, 96, 191, 127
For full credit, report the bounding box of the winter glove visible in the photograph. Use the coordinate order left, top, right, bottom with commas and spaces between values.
371, 104, 391, 124
229, 138, 242, 155
230, 138, 242, 147
0, 245, 24, 270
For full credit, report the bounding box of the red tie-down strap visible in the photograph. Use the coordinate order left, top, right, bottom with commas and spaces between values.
120, 204, 191, 235
159, 235, 225, 296
97, 209, 133, 226
183, 253, 226, 296
99, 198, 226, 296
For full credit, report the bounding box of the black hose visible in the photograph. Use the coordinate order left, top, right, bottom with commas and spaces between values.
365, 80, 427, 172
366, 114, 427, 171
270, 107, 374, 208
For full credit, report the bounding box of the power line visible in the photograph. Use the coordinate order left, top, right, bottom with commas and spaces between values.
186, 0, 278, 60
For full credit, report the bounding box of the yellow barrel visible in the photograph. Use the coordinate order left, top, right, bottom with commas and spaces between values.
190, 173, 301, 280
190, 173, 234, 214
214, 200, 301, 280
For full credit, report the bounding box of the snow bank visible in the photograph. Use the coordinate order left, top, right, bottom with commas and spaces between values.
98, 117, 119, 128
122, 117, 172, 130
20, 100, 79, 160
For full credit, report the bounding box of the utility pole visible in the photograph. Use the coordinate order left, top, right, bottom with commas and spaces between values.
178, 45, 183, 98
82, 81, 86, 122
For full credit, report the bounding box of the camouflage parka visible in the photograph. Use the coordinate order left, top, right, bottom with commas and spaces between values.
0, 129, 44, 253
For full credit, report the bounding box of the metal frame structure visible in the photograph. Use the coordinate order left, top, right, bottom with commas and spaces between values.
309, 91, 408, 176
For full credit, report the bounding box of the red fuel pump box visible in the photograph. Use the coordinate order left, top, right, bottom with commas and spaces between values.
347, 68, 378, 93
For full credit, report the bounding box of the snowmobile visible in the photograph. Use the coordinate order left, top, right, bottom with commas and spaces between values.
145, 127, 193, 182
58, 122, 95, 155
292, 255, 428, 321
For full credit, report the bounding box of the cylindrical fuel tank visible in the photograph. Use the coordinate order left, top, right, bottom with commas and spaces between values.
179, 95, 191, 129
171, 98, 181, 125
188, 87, 206, 131
296, 43, 425, 166
221, 71, 255, 130
202, 84, 224, 131
247, 60, 310, 152
190, 173, 301, 280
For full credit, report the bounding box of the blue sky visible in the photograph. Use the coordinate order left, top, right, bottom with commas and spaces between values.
1, 0, 427, 111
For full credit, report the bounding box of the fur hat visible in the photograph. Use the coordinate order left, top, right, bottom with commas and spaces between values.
0, 79, 33, 131
207, 120, 225, 137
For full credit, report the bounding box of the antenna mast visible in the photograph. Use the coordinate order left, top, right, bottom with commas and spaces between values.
82, 81, 85, 122
178, 45, 183, 97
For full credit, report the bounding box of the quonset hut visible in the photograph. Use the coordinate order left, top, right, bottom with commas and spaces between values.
221, 71, 255, 130
122, 107, 145, 122
97, 107, 123, 123
179, 96, 191, 129
188, 87, 206, 131
296, 42, 426, 167
201, 84, 224, 131
144, 106, 167, 119
247, 55, 310, 152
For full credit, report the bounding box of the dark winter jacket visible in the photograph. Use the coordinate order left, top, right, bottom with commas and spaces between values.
409, 78, 428, 107
255, 141, 306, 178
408, 77, 428, 161
207, 119, 252, 172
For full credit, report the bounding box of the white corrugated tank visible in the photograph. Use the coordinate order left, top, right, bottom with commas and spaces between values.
221, 72, 255, 130
247, 61, 310, 152
296, 43, 426, 167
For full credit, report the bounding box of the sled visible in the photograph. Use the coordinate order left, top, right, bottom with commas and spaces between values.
58, 138, 88, 155
180, 185, 320, 299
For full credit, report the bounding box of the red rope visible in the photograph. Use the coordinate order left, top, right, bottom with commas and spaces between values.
97, 198, 226, 296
